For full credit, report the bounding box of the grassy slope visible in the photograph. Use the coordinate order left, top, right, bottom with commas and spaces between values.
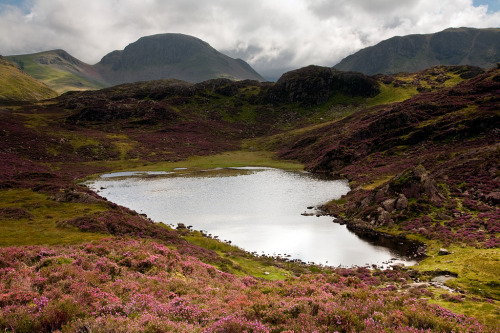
5, 52, 107, 94
0, 58, 58, 103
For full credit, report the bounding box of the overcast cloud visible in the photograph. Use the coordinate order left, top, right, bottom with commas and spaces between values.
0, 0, 499, 80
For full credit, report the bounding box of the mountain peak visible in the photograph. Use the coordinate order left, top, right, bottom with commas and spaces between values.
95, 33, 264, 84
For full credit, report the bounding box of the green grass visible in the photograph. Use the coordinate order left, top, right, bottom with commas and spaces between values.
416, 245, 500, 301
84, 150, 304, 177
0, 189, 109, 246
184, 231, 291, 280
0, 60, 58, 103
428, 288, 500, 328
6, 53, 107, 94
367, 83, 419, 106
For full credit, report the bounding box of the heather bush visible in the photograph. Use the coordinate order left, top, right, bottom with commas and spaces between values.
0, 238, 492, 332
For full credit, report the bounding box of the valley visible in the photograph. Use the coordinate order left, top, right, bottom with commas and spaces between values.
0, 62, 498, 331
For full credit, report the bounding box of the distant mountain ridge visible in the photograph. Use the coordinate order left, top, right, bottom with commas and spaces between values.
335, 27, 500, 75
5, 34, 264, 94
95, 33, 265, 84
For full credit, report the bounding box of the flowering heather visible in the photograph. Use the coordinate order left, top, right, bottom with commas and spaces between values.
0, 238, 492, 332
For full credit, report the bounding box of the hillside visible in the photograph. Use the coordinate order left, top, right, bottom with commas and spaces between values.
0, 55, 57, 104
0, 65, 498, 331
335, 27, 500, 75
5, 50, 108, 94
94, 33, 265, 84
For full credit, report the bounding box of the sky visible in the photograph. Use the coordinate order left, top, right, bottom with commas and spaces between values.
0, 0, 499, 80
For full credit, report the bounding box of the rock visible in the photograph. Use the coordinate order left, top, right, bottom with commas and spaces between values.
395, 194, 408, 210
436, 212, 452, 220
335, 217, 346, 225
431, 275, 456, 283
54, 190, 100, 204
438, 248, 451, 256
410, 282, 431, 288
381, 198, 396, 212
377, 207, 393, 225
359, 194, 374, 210
176, 223, 187, 230
375, 184, 390, 201
413, 165, 428, 181
485, 191, 500, 205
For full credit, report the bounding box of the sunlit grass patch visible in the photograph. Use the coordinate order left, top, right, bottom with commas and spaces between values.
0, 189, 109, 246
361, 175, 395, 190
367, 83, 419, 106
416, 246, 500, 300
85, 150, 304, 175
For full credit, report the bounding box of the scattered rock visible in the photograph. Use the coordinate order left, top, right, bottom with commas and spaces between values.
438, 248, 451, 256
377, 207, 393, 225
395, 194, 408, 210
431, 275, 456, 284
413, 165, 428, 181
436, 212, 452, 221
381, 198, 396, 212
485, 191, 500, 205
410, 282, 431, 288
335, 217, 346, 225
54, 190, 101, 204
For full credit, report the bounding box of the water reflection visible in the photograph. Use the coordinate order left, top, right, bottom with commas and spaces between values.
89, 168, 419, 267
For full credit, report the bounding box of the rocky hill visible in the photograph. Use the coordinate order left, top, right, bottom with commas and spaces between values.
0, 55, 58, 104
94, 33, 265, 85
276, 65, 500, 251
335, 27, 500, 75
264, 65, 379, 106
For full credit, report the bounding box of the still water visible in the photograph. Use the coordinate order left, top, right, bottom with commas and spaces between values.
88, 167, 419, 267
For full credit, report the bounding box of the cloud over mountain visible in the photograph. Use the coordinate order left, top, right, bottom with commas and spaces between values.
1, 0, 499, 79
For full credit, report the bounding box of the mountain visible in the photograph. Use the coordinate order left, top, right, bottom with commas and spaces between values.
5, 50, 108, 94
0, 55, 58, 104
335, 27, 500, 75
94, 33, 265, 84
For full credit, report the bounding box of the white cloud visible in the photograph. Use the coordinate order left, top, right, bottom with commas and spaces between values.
0, 0, 499, 79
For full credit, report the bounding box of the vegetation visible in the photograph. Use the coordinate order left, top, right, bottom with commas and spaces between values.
0, 56, 57, 104
0, 64, 498, 331
5, 50, 107, 94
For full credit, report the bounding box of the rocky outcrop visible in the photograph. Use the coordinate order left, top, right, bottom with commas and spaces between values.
390, 165, 443, 205
264, 65, 379, 106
